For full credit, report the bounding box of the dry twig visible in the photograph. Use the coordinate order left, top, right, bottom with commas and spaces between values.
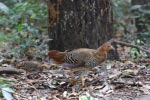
110, 39, 150, 54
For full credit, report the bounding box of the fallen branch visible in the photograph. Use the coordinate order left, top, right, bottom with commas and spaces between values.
0, 67, 24, 74
110, 80, 143, 87
109, 39, 150, 54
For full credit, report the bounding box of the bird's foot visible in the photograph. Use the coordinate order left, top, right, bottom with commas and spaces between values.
81, 76, 88, 87
70, 79, 78, 85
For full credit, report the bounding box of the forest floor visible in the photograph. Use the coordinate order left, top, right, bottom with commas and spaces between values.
0, 41, 150, 100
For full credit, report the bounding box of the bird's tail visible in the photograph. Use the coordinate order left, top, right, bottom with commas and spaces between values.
48, 50, 66, 64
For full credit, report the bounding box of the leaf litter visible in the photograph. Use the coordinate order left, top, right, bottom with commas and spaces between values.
0, 42, 150, 100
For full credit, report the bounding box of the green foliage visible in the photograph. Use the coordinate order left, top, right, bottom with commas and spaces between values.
79, 95, 100, 100
0, 0, 48, 58
0, 32, 10, 42
112, 0, 133, 35
130, 3, 150, 46
130, 39, 148, 58
1, 87, 14, 100
0, 77, 14, 100
0, 2, 9, 14
113, 0, 150, 58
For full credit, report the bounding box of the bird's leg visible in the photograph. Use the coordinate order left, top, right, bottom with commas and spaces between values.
81, 70, 87, 87
81, 68, 92, 87
70, 68, 78, 85
81, 72, 85, 87
70, 68, 74, 79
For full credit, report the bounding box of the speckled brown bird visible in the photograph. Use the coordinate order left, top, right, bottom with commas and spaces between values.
17, 61, 47, 73
48, 42, 114, 86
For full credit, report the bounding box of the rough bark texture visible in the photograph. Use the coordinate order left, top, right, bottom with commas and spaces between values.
47, 0, 118, 59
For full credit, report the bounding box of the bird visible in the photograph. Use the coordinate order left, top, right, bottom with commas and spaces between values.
16, 61, 48, 73
48, 42, 114, 86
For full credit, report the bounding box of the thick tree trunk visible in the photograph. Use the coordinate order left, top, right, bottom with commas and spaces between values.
47, 0, 118, 59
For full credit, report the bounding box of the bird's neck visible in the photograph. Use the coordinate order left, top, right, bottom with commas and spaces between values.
95, 48, 107, 63
97, 47, 107, 57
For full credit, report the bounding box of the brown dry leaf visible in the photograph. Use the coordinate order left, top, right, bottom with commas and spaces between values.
124, 61, 136, 66
109, 70, 122, 79
120, 69, 139, 77
140, 87, 149, 94
124, 46, 131, 53
143, 85, 150, 89
41, 63, 50, 70
2, 63, 11, 67
49, 64, 61, 70
106, 63, 112, 69
140, 85, 150, 94
117, 47, 123, 51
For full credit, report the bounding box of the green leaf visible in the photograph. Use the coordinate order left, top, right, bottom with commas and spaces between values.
131, 48, 139, 58
130, 5, 142, 10
80, 96, 88, 100
18, 23, 23, 31
0, 32, 9, 42
0, 2, 9, 14
1, 87, 14, 100
117, 11, 124, 17
140, 9, 150, 14
2, 87, 14, 93
136, 39, 141, 44
146, 38, 150, 45
30, 14, 36, 19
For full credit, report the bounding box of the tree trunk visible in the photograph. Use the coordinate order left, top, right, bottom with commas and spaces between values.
47, 0, 118, 59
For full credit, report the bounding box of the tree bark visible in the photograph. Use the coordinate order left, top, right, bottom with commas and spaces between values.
47, 0, 118, 59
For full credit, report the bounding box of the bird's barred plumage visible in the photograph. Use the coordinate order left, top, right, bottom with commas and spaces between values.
48, 43, 114, 86
64, 48, 105, 68
48, 43, 114, 69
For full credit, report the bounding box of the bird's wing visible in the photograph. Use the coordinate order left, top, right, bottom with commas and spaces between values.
64, 48, 99, 68
85, 52, 106, 67
65, 51, 84, 64
85, 57, 98, 67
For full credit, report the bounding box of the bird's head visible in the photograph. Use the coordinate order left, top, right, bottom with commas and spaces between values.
101, 43, 114, 51
97, 42, 114, 55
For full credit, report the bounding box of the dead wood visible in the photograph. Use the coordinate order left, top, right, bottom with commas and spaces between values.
0, 67, 24, 74
110, 39, 150, 54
